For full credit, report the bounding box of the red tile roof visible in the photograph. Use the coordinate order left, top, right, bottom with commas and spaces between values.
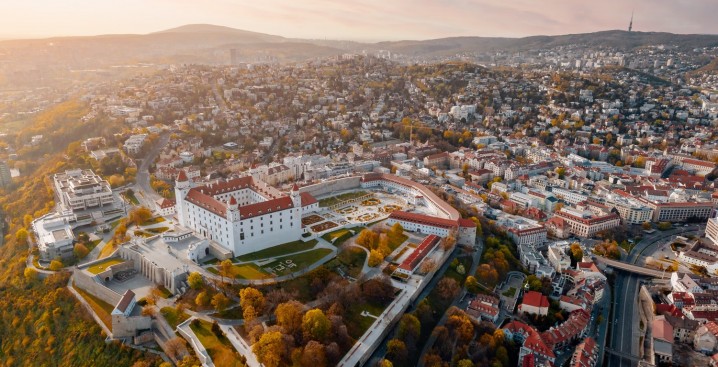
239, 196, 294, 220
176, 170, 188, 182
522, 291, 549, 309
300, 192, 317, 207
389, 211, 458, 230
399, 234, 440, 272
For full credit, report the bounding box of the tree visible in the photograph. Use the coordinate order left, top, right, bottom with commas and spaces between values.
219, 259, 233, 282
15, 228, 29, 244
240, 287, 266, 316
302, 308, 331, 342
569, 243, 583, 264
465, 276, 480, 294
24, 267, 38, 281
253, 331, 285, 367
476, 264, 499, 287
441, 234, 456, 251
356, 229, 378, 249
73, 242, 89, 259
49, 260, 63, 271
164, 337, 189, 360
275, 300, 304, 336
457, 360, 473, 367
436, 277, 460, 301
386, 339, 408, 366
128, 206, 152, 225
398, 314, 421, 342
177, 356, 201, 367
195, 291, 210, 307
211, 293, 230, 312
187, 272, 203, 290
390, 223, 404, 238
642, 222, 653, 230
368, 249, 384, 267
300, 340, 327, 367
419, 258, 437, 274
657, 222, 672, 231
379, 359, 394, 367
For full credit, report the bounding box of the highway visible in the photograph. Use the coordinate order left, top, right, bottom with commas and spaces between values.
606, 224, 704, 367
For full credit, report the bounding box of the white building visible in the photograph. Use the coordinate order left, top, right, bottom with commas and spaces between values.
53, 169, 116, 212
175, 171, 319, 257
123, 134, 148, 155
32, 213, 75, 260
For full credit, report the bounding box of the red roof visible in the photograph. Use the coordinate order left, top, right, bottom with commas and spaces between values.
389, 211, 459, 230
399, 234, 440, 271
522, 291, 549, 309
176, 170, 188, 182
239, 196, 294, 220
156, 198, 176, 209
300, 192, 317, 207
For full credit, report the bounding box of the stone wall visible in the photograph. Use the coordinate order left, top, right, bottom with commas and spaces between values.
72, 270, 123, 307
300, 176, 362, 199
112, 314, 152, 338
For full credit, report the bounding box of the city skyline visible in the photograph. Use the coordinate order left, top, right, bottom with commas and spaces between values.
1, 0, 718, 41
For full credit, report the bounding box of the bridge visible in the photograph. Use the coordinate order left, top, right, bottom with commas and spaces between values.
604, 347, 641, 362
594, 256, 672, 279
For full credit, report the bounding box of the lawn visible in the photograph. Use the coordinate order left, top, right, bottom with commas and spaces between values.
263, 248, 333, 276
123, 191, 140, 205
318, 191, 368, 207
235, 239, 318, 262
98, 240, 116, 259
146, 226, 170, 234
345, 299, 393, 339
322, 226, 363, 246
328, 246, 367, 278
209, 263, 272, 280
211, 306, 244, 320
502, 287, 517, 297
75, 285, 114, 329
143, 216, 166, 225
87, 258, 125, 274
387, 233, 409, 251
160, 306, 189, 329
445, 256, 473, 286
190, 319, 244, 367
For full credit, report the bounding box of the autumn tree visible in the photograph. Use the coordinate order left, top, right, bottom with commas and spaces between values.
219, 259, 233, 282
187, 271, 203, 290
275, 300, 304, 337
73, 242, 89, 259
253, 331, 286, 367
211, 293, 230, 312
164, 337, 189, 360
302, 308, 331, 342
368, 249, 384, 267
240, 287, 266, 318
397, 314, 421, 343
436, 277, 460, 301
24, 267, 38, 282
128, 206, 152, 226
49, 259, 63, 271
569, 243, 583, 264
300, 340, 327, 367
356, 228, 379, 249
386, 339, 408, 366
195, 291, 210, 307
465, 275, 480, 294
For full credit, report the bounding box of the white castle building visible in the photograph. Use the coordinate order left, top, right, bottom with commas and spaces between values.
174, 171, 318, 257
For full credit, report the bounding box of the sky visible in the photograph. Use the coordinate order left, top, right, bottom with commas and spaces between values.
1, 0, 717, 41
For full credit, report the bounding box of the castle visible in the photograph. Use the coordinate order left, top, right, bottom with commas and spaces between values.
174, 170, 319, 257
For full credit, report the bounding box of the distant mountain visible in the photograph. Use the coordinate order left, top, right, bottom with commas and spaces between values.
371, 30, 718, 58
1, 25, 718, 89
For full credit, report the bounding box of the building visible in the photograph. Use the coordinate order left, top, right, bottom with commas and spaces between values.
32, 213, 75, 260
653, 316, 674, 364
554, 208, 621, 238
571, 337, 598, 367
646, 201, 715, 223
123, 134, 148, 155
155, 198, 176, 217
53, 169, 116, 212
707, 216, 718, 246
393, 234, 441, 277
0, 160, 12, 188
466, 294, 501, 323
519, 291, 550, 316
503, 320, 556, 366
386, 211, 476, 247
548, 245, 572, 272
175, 172, 318, 257
542, 309, 591, 349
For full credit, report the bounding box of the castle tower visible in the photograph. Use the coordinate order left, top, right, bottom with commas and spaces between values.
290, 183, 302, 208
175, 170, 191, 225
227, 196, 240, 222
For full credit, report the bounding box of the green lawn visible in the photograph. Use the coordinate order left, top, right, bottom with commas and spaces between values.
322, 226, 363, 246
123, 191, 140, 205
160, 306, 189, 329
328, 246, 367, 278
318, 191, 368, 207
211, 306, 243, 320
502, 287, 517, 297
263, 248, 333, 276
143, 216, 166, 225
208, 263, 272, 280
75, 285, 114, 329
235, 239, 318, 262
87, 258, 125, 274
146, 226, 170, 234
190, 319, 244, 367
445, 256, 473, 286
345, 299, 392, 339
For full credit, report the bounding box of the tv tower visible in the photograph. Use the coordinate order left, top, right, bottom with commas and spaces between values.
628, 10, 634, 32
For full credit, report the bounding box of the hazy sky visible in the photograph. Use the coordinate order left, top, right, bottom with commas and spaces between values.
1, 0, 717, 41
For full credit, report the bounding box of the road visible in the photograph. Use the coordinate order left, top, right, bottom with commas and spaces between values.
606, 224, 704, 367
134, 132, 171, 209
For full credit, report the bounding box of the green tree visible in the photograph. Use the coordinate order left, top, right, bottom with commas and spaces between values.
302, 308, 331, 342
398, 314, 421, 341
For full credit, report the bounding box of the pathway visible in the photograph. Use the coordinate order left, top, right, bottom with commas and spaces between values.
219, 324, 263, 367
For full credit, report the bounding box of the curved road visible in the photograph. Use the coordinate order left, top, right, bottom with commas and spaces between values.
607, 224, 704, 367
134, 132, 171, 208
